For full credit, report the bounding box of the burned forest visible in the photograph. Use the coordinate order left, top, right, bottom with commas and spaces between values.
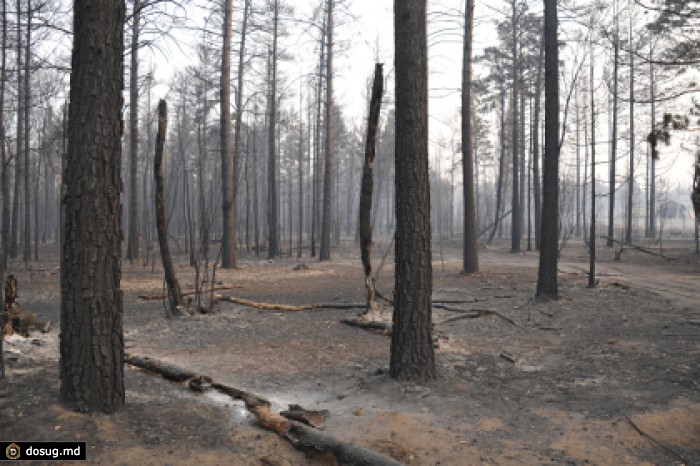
0, 0, 699, 464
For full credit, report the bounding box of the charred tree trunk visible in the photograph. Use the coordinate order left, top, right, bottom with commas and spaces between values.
268, 2, 279, 259
626, 8, 634, 244
391, 0, 436, 381
221, 0, 236, 268
154, 100, 183, 316
319, 0, 334, 261
22, 0, 30, 263
532, 34, 544, 250
359, 64, 383, 315
233, 0, 250, 236
461, 0, 478, 274
608, 0, 619, 247
536, 0, 560, 299
488, 85, 507, 244
127, 0, 140, 264
61, 0, 125, 413
589, 32, 597, 289
510, 0, 521, 253
0, 0, 7, 274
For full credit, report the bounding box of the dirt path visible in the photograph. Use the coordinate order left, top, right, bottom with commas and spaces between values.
1, 242, 699, 465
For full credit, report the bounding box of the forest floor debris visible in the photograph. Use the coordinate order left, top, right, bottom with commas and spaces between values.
1, 239, 699, 465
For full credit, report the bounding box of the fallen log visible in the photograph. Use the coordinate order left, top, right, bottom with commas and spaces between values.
138, 285, 245, 301
125, 355, 401, 466
436, 309, 517, 326
600, 236, 676, 261
340, 318, 392, 334
216, 295, 366, 311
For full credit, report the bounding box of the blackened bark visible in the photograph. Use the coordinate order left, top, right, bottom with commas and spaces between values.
510, 0, 521, 253
268, 2, 279, 259
588, 33, 596, 289
608, 0, 619, 247
221, 0, 236, 268
319, 0, 334, 261
127, 0, 140, 263
536, 0, 559, 299
61, 0, 125, 413
391, 0, 436, 381
360, 63, 383, 314
233, 0, 250, 238
0, 0, 7, 273
533, 34, 543, 250
154, 100, 183, 315
488, 85, 506, 244
462, 0, 478, 274
22, 0, 30, 263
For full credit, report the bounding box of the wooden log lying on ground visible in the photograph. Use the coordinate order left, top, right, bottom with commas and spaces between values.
125, 355, 401, 466
340, 318, 392, 334
216, 295, 366, 311
600, 236, 676, 261
138, 285, 244, 301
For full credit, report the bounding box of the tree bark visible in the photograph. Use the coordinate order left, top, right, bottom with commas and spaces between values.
268, 2, 279, 259
488, 85, 506, 244
536, 0, 560, 299
61, 0, 125, 413
233, 0, 250, 242
532, 34, 544, 250
154, 100, 183, 316
22, 0, 30, 263
608, 0, 619, 247
360, 64, 383, 315
0, 0, 7, 274
319, 0, 334, 261
127, 0, 140, 264
391, 0, 436, 381
510, 0, 521, 253
626, 7, 634, 244
462, 0, 478, 274
221, 0, 236, 268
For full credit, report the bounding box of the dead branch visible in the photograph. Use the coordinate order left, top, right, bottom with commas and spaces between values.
138, 285, 246, 300
436, 309, 517, 326
340, 318, 392, 334
623, 414, 690, 464
216, 295, 366, 311
600, 236, 676, 261
125, 355, 401, 466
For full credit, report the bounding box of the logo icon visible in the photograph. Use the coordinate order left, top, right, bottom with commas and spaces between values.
6, 443, 20, 460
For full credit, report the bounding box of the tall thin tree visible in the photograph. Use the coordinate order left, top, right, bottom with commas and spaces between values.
608, 0, 619, 247
536, 0, 559, 298
221, 0, 236, 268
127, 0, 141, 263
268, 1, 280, 259
462, 0, 478, 273
319, 0, 334, 261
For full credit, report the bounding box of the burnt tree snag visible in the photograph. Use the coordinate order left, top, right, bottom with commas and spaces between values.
154, 99, 183, 317
360, 63, 384, 315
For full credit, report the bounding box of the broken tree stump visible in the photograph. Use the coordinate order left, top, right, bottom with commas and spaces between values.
359, 63, 384, 316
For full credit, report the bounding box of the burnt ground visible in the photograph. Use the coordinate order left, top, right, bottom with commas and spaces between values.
1, 238, 699, 465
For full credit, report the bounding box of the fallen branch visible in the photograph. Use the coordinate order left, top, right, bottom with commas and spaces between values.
216, 295, 366, 311
340, 318, 392, 334
125, 355, 401, 466
600, 236, 676, 261
138, 285, 245, 301
436, 309, 517, 326
623, 414, 690, 464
